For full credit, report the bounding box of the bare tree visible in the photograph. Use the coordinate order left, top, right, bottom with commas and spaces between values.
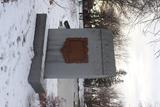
83, 0, 160, 58
84, 87, 123, 107
100, 0, 160, 58
83, 2, 128, 63
84, 70, 126, 107
83, 2, 127, 106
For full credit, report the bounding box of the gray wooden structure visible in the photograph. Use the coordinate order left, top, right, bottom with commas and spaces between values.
28, 14, 116, 93
28, 14, 47, 93
45, 29, 116, 78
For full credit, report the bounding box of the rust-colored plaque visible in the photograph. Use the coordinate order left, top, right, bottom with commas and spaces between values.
61, 38, 88, 63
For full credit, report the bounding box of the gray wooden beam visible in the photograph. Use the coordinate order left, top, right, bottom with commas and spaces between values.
28, 14, 47, 93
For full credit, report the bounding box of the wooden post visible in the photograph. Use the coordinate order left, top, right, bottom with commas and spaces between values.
28, 14, 47, 93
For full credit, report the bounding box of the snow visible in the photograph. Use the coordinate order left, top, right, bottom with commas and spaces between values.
35, 0, 79, 29
29, 93, 40, 107
79, 79, 84, 107
0, 1, 36, 107
46, 79, 58, 97
0, 0, 80, 107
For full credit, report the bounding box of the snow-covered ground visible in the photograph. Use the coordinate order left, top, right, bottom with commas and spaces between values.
0, 1, 36, 107
0, 0, 80, 107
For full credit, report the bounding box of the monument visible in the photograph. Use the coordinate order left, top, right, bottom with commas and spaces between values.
28, 14, 116, 93
44, 29, 116, 78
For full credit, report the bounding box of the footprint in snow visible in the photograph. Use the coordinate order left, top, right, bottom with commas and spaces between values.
27, 12, 31, 24
0, 54, 3, 60
1, 66, 7, 72
6, 92, 9, 96
14, 26, 17, 31
0, 66, 3, 71
32, 4, 35, 9
22, 36, 26, 46
16, 36, 21, 44
5, 101, 8, 107
5, 80, 9, 85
